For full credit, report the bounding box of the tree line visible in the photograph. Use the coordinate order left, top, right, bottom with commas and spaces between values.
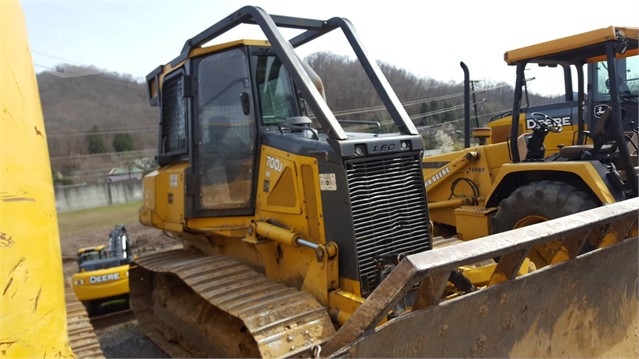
39, 54, 556, 184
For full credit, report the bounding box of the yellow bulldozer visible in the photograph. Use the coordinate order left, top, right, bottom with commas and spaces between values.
129, 6, 639, 358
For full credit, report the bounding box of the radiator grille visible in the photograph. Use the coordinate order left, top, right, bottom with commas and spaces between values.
345, 152, 431, 295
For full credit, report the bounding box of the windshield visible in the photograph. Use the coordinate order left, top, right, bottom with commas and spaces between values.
79, 251, 101, 263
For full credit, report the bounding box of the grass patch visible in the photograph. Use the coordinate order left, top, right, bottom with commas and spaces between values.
57, 201, 142, 236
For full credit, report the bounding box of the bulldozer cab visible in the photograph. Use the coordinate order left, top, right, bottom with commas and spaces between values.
145, 6, 424, 219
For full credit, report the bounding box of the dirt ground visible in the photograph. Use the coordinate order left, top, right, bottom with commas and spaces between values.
60, 209, 639, 358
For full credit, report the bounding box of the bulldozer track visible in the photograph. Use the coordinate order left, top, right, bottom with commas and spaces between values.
130, 249, 335, 358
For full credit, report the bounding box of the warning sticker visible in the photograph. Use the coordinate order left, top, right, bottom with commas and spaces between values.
319, 173, 337, 191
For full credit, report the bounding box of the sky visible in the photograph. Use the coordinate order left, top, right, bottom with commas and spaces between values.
19, 0, 639, 96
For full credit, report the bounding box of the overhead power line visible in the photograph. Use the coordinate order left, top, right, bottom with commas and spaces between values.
50, 149, 156, 161
47, 126, 156, 138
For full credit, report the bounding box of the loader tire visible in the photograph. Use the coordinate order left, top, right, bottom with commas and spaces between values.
492, 180, 599, 267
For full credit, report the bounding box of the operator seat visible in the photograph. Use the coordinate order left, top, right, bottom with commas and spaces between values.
559, 108, 615, 160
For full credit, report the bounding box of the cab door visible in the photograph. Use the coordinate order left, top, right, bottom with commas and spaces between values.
193, 47, 256, 215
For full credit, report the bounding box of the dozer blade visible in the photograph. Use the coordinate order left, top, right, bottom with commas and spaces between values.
129, 249, 335, 358
333, 238, 638, 357
325, 198, 639, 358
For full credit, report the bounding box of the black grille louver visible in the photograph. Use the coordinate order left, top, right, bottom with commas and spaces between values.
345, 152, 432, 295
160, 75, 187, 157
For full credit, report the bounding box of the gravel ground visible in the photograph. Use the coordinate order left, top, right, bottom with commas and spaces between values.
96, 321, 169, 358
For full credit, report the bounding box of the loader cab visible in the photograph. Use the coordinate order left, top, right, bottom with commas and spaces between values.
505, 26, 638, 197
589, 54, 638, 130
488, 28, 638, 155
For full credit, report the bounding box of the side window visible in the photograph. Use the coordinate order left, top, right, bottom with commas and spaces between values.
593, 55, 639, 101
594, 60, 612, 102
255, 55, 298, 125
159, 73, 187, 160
195, 48, 255, 211
622, 55, 638, 96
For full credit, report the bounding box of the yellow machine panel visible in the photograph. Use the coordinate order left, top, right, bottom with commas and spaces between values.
0, 1, 74, 357
71, 264, 130, 302
504, 26, 639, 64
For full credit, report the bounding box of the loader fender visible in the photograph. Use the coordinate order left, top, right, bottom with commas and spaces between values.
484, 162, 623, 208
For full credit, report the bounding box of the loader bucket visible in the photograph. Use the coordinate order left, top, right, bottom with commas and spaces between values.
325, 198, 639, 358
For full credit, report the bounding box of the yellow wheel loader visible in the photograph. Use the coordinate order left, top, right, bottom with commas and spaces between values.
130, 6, 639, 358
71, 225, 134, 315
424, 26, 638, 268
1, 1, 103, 357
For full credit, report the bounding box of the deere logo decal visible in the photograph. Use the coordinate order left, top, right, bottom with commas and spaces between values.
526, 116, 572, 129
594, 104, 610, 118
89, 273, 120, 283
424, 166, 450, 188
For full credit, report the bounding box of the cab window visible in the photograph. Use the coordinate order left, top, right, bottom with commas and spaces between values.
195, 48, 256, 211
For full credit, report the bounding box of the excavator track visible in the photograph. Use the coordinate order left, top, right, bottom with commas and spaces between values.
129, 249, 336, 358
65, 290, 105, 358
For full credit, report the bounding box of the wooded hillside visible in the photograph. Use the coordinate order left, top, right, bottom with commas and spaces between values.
39, 54, 556, 184
39, 66, 157, 185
